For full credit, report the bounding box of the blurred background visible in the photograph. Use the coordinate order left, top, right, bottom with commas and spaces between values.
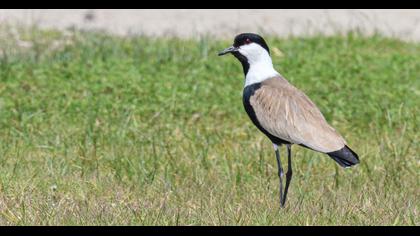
0, 9, 418, 225
0, 9, 419, 40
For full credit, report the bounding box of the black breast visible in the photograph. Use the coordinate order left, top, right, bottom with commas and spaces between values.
243, 83, 291, 145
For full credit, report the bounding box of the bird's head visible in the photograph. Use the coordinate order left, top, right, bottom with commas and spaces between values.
218, 33, 271, 75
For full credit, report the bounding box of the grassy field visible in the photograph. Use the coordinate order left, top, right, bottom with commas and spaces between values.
0, 27, 419, 225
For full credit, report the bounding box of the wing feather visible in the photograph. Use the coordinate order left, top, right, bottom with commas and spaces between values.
250, 77, 346, 153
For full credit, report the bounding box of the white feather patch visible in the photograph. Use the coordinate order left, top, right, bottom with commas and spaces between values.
238, 43, 280, 87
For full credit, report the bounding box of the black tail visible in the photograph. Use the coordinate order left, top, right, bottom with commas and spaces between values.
327, 145, 360, 168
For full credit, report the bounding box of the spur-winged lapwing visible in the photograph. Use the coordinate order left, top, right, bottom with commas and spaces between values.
218, 33, 359, 207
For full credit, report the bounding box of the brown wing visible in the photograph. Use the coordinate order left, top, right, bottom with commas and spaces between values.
250, 77, 346, 153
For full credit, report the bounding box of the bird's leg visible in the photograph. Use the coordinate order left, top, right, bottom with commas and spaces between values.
273, 144, 284, 208
281, 144, 293, 207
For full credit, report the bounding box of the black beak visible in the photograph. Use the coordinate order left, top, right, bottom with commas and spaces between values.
218, 46, 238, 56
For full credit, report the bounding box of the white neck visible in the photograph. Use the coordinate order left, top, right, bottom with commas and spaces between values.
244, 59, 279, 87
239, 43, 280, 87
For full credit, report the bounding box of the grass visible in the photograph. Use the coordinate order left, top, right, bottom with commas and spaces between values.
0, 26, 419, 225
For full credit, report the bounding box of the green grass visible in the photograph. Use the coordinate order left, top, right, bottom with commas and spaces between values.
0, 27, 419, 225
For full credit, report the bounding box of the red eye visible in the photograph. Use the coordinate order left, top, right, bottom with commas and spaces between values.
245, 38, 251, 44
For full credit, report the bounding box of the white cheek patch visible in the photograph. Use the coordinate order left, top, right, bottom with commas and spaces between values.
239, 43, 280, 87
238, 43, 267, 63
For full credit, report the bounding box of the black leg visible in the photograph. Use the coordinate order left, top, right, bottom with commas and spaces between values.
281, 144, 293, 207
274, 146, 284, 208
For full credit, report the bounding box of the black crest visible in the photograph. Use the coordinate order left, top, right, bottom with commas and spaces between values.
233, 33, 270, 54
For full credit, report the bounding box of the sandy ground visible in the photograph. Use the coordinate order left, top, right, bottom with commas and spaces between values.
0, 9, 419, 41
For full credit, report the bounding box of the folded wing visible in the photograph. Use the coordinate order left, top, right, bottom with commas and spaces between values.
250, 77, 346, 153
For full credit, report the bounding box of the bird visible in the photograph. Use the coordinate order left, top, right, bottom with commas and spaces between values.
218, 33, 360, 207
